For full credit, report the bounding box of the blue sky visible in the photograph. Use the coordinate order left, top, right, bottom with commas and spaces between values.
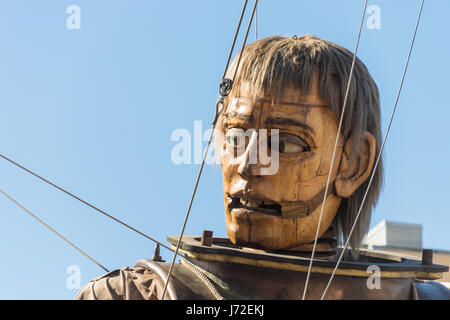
0, 0, 448, 299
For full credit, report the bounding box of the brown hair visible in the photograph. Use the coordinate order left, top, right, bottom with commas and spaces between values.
218, 35, 382, 256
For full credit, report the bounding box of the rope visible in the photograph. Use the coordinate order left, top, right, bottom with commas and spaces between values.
0, 187, 109, 273
320, 0, 425, 300
161, 0, 259, 300
222, 0, 249, 81
302, 0, 369, 300
232, 0, 259, 84
180, 259, 225, 300
255, 5, 258, 41
0, 153, 178, 255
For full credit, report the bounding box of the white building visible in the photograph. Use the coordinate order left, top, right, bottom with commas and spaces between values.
363, 220, 450, 285
363, 220, 422, 250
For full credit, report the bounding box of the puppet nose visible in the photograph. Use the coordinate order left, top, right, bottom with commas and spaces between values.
236, 128, 279, 177
237, 129, 262, 177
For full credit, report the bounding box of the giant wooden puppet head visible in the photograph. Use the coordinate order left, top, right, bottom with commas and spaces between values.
215, 35, 382, 255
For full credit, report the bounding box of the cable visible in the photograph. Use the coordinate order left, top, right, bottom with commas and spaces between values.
255, 5, 258, 41
222, 0, 249, 81
232, 0, 259, 83
302, 0, 369, 300
320, 0, 425, 300
0, 187, 109, 273
0, 153, 177, 254
161, 0, 259, 300
180, 259, 225, 300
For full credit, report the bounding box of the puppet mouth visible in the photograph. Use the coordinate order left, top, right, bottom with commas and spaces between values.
227, 194, 309, 218
227, 195, 282, 216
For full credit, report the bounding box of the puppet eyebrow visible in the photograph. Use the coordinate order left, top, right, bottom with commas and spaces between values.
275, 102, 330, 109
224, 111, 254, 122
265, 117, 315, 133
258, 99, 331, 109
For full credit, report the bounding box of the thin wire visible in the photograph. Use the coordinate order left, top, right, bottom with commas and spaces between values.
302, 0, 369, 300
255, 5, 258, 41
161, 0, 259, 300
0, 153, 177, 254
0, 187, 109, 272
222, 0, 249, 81
321, 0, 425, 300
232, 0, 259, 83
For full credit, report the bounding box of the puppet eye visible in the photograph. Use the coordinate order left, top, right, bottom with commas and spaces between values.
271, 132, 310, 154
225, 128, 246, 148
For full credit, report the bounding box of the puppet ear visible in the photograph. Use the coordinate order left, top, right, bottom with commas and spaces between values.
335, 131, 376, 198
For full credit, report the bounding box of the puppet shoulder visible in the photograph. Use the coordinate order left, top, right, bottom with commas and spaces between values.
74, 266, 163, 300
411, 281, 450, 300
74, 259, 218, 300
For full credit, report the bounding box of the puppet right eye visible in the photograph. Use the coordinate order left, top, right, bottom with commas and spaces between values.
225, 128, 246, 148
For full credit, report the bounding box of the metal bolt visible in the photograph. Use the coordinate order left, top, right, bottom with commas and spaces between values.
422, 249, 433, 265
152, 243, 165, 262
201, 230, 214, 247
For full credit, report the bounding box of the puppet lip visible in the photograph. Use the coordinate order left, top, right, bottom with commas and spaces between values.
227, 195, 282, 216
227, 194, 309, 218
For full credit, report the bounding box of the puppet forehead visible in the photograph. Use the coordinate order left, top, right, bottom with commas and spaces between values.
224, 81, 331, 122
227, 75, 329, 106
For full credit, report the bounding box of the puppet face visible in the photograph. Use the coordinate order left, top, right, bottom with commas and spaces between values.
218, 80, 371, 250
